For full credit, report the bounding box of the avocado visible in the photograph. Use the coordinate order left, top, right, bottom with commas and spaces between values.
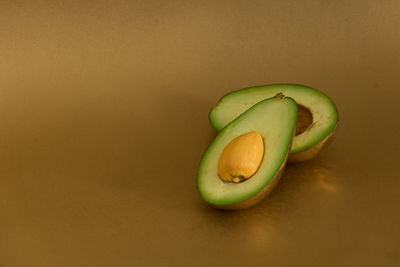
197, 94, 297, 210
209, 84, 338, 162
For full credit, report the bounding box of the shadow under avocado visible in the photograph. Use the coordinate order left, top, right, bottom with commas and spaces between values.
197, 158, 341, 228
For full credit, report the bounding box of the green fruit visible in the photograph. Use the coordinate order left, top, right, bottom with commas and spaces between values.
197, 94, 297, 210
209, 84, 339, 162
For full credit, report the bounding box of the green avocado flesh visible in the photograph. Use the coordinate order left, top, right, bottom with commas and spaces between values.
197, 96, 297, 206
209, 84, 338, 154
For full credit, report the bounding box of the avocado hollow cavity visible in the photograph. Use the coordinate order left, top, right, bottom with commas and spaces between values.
295, 104, 313, 136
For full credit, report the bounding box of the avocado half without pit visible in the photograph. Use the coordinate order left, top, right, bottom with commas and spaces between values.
197, 94, 297, 210
209, 84, 339, 162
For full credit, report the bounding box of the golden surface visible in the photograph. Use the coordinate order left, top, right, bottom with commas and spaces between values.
1, 1, 399, 266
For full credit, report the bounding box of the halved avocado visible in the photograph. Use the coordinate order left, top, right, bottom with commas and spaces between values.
197, 94, 297, 210
209, 84, 338, 162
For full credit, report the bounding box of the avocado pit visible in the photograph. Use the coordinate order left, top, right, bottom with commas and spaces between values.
217, 131, 264, 183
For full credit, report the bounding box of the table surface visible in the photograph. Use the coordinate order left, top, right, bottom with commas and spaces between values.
1, 1, 400, 266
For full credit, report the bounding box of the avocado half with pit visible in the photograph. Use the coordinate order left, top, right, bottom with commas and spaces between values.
197, 94, 297, 210
209, 84, 338, 162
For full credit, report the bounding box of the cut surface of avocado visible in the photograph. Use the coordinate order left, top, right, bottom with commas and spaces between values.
197, 95, 297, 208
209, 84, 338, 155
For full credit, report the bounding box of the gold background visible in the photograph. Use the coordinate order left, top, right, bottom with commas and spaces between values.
1, 1, 399, 266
